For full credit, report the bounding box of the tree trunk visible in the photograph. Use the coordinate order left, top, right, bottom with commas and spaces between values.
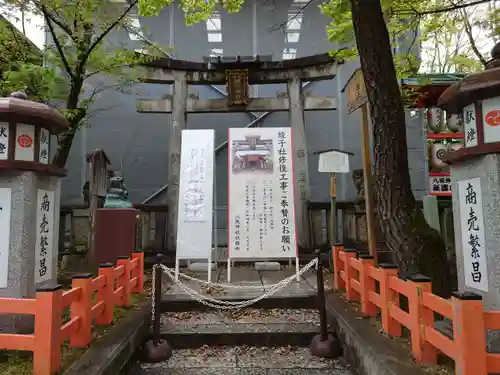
52, 130, 77, 168
350, 0, 456, 297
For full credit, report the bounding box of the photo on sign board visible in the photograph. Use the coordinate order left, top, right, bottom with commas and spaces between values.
231, 135, 274, 173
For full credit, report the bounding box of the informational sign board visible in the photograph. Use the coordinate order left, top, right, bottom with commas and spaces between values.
463, 103, 478, 147
318, 150, 350, 174
0, 188, 12, 288
228, 127, 297, 259
176, 129, 215, 260
457, 177, 488, 292
15, 123, 35, 161
482, 97, 500, 144
35, 189, 55, 284
428, 175, 452, 195
0, 122, 9, 161
346, 69, 367, 114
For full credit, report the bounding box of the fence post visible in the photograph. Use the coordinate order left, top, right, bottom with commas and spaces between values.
70, 273, 93, 347
407, 274, 437, 364
344, 249, 357, 301
33, 285, 63, 375
452, 292, 487, 375
96, 263, 115, 325
332, 243, 344, 290
117, 256, 132, 307
379, 263, 401, 337
132, 250, 145, 293
358, 254, 377, 317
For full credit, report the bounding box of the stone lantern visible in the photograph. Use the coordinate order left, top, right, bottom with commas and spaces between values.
438, 42, 500, 350
0, 92, 69, 330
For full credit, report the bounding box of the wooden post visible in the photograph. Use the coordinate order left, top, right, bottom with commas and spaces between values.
167, 71, 188, 252
117, 256, 132, 307
360, 104, 377, 260
345, 69, 377, 261
96, 263, 115, 325
452, 292, 487, 375
33, 285, 63, 375
330, 173, 337, 245
70, 274, 93, 348
287, 76, 311, 249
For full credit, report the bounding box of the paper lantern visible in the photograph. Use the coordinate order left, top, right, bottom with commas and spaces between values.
430, 142, 448, 168
446, 113, 463, 133
427, 107, 445, 133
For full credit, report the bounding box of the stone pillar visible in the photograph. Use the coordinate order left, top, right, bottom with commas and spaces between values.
167, 71, 188, 251
0, 92, 69, 332
439, 41, 500, 351
287, 76, 311, 249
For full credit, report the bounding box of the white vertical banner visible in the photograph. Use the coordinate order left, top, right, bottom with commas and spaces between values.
228, 127, 297, 259
35, 189, 55, 284
0, 188, 12, 288
458, 177, 488, 292
176, 129, 215, 260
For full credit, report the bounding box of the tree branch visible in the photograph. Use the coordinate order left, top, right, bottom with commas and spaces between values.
42, 7, 74, 79
396, 0, 493, 16
77, 0, 138, 71
460, 7, 488, 66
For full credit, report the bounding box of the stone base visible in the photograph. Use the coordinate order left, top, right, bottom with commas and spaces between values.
309, 333, 342, 359
141, 339, 172, 363
187, 262, 216, 272
254, 262, 281, 271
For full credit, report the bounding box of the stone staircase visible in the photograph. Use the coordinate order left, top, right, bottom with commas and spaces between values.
127, 307, 353, 375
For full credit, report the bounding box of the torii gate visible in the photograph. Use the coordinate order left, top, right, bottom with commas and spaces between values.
137, 54, 339, 252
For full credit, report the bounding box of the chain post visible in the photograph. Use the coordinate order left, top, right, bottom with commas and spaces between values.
315, 249, 328, 341
153, 254, 163, 345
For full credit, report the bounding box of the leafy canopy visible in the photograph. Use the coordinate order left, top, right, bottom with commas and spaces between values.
138, 0, 499, 77
0, 0, 167, 166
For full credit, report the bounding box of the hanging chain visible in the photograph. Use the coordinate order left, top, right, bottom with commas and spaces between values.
151, 264, 157, 325
154, 258, 318, 311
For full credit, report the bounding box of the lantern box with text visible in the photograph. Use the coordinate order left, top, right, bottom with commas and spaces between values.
0, 93, 67, 175
0, 93, 69, 333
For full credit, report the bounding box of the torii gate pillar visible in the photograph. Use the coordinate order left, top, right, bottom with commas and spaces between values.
287, 76, 311, 248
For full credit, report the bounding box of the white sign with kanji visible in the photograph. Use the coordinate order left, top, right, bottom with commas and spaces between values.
176, 129, 215, 260
0, 123, 9, 161
35, 189, 55, 284
428, 175, 452, 195
463, 103, 478, 147
228, 127, 297, 259
458, 177, 488, 292
0, 188, 12, 288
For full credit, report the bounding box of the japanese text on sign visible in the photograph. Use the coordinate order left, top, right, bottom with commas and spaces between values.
176, 129, 215, 261
462, 104, 477, 147
35, 189, 55, 284
183, 147, 207, 222
428, 176, 452, 195
0, 123, 9, 160
228, 127, 297, 259
39, 128, 50, 164
458, 177, 488, 292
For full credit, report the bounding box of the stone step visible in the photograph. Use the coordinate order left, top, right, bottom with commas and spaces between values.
128, 346, 353, 375
159, 309, 324, 348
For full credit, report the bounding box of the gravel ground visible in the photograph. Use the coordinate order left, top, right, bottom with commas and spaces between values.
139, 345, 351, 370
161, 309, 321, 325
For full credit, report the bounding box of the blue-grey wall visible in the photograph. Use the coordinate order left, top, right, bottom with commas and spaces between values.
59, 1, 426, 207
